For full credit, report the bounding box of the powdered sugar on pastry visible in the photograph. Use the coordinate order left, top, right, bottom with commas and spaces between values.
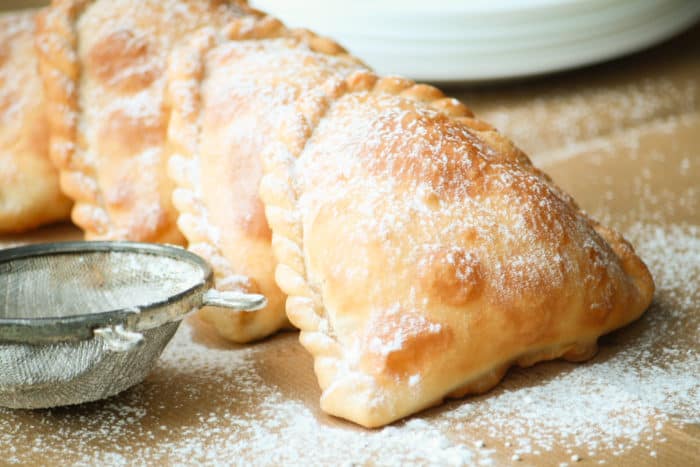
165, 16, 366, 342
35, 0, 252, 242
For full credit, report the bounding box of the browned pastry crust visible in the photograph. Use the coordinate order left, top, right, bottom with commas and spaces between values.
259, 70, 655, 427
35, 0, 252, 243
166, 16, 367, 342
0, 10, 71, 233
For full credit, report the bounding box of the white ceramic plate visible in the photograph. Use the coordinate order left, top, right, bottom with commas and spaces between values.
251, 0, 700, 82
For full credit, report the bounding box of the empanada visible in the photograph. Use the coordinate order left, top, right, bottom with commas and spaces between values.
0, 10, 71, 233
166, 17, 366, 342
260, 71, 655, 427
35, 0, 252, 243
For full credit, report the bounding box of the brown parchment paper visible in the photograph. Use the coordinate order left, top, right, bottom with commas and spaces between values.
0, 4, 698, 465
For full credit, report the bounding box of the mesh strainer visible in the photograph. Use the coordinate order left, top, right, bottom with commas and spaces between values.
0, 241, 266, 409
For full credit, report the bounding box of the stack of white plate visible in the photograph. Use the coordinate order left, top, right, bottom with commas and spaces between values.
251, 0, 700, 82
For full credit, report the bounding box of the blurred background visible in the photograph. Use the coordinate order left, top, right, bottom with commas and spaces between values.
251, 0, 700, 82
3, 0, 699, 84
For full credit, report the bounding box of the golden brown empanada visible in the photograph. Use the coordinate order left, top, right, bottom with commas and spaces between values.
260, 71, 655, 427
35, 0, 252, 243
0, 10, 71, 233
166, 17, 367, 342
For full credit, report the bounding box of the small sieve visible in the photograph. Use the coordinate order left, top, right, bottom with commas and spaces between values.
0, 241, 266, 409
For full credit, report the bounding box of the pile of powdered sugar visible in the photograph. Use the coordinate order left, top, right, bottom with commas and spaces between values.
0, 222, 697, 465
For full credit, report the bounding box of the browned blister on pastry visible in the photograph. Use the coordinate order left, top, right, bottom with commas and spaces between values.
166, 17, 367, 342
0, 10, 71, 233
35, 0, 252, 242
259, 71, 655, 427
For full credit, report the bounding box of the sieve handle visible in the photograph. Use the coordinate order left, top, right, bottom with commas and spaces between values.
202, 290, 267, 312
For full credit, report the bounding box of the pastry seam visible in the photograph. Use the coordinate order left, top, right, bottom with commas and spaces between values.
36, 0, 258, 241
36, 0, 111, 236
166, 15, 361, 332
166, 15, 290, 290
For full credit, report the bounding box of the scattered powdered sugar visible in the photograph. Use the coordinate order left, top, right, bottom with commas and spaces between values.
437, 222, 699, 457
461, 76, 698, 163
0, 323, 493, 466
1, 222, 697, 465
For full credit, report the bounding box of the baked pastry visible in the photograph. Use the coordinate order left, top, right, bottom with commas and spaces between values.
260, 71, 655, 427
0, 10, 71, 233
35, 0, 251, 242
166, 17, 366, 342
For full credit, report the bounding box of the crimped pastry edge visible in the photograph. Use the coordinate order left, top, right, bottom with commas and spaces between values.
35, 1, 107, 236
35, 0, 257, 242
165, 13, 362, 342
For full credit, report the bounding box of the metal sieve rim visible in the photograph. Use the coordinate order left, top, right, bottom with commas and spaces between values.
0, 241, 213, 345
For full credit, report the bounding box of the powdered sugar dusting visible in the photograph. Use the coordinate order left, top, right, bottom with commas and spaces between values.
436, 222, 699, 458
0, 322, 491, 465
1, 227, 696, 465
57, 0, 250, 241
166, 30, 367, 341
461, 76, 698, 163
292, 85, 648, 425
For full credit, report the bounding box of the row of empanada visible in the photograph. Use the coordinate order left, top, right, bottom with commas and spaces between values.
34, 0, 291, 343
7, 0, 654, 428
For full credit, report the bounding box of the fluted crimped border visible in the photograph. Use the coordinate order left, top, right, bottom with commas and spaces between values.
166, 14, 363, 339
35, 0, 261, 240
35, 0, 114, 237
166, 15, 288, 289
